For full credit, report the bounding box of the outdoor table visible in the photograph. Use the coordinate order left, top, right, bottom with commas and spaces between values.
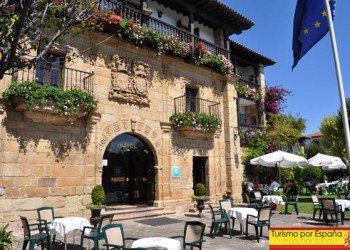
335, 199, 350, 212
50, 217, 91, 250
131, 237, 181, 250
227, 207, 258, 234
262, 195, 285, 205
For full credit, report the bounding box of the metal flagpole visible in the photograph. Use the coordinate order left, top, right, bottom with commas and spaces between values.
324, 0, 350, 165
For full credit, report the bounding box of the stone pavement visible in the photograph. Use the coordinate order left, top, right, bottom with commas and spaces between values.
10, 210, 350, 250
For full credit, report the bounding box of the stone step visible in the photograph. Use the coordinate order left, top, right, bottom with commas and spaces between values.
102, 207, 176, 221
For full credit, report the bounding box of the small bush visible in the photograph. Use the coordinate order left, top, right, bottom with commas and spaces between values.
0, 225, 16, 250
194, 183, 206, 197
91, 185, 105, 206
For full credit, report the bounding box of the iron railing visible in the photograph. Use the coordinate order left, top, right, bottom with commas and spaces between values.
99, 0, 230, 58
12, 64, 94, 94
174, 95, 220, 118
239, 78, 259, 88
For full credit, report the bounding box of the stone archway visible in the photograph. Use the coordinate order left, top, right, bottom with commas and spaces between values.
97, 119, 162, 171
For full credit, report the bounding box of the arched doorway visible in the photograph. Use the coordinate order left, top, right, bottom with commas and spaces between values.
102, 133, 155, 205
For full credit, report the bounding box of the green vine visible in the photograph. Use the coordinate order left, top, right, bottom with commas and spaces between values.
2, 81, 97, 117
169, 112, 221, 132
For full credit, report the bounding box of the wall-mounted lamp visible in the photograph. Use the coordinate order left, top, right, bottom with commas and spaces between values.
157, 10, 163, 18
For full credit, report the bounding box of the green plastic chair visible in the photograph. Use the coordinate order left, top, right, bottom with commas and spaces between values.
284, 193, 299, 215
245, 206, 272, 242
37, 206, 62, 243
20, 216, 51, 250
208, 204, 232, 239
80, 214, 114, 249
102, 223, 138, 250
219, 199, 235, 229
171, 221, 206, 250
319, 198, 344, 226
311, 195, 322, 220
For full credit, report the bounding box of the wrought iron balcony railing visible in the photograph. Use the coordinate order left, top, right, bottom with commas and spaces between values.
99, 0, 230, 58
174, 95, 220, 118
12, 64, 94, 94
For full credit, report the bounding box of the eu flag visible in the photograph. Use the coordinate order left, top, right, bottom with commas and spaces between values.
292, 0, 336, 69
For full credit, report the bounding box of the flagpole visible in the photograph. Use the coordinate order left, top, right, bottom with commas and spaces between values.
324, 0, 350, 165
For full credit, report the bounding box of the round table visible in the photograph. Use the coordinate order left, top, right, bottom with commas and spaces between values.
131, 237, 181, 250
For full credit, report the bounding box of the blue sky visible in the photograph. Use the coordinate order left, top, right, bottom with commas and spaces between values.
223, 0, 350, 135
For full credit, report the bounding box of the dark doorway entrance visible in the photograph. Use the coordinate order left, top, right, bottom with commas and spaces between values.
193, 157, 208, 190
102, 133, 155, 206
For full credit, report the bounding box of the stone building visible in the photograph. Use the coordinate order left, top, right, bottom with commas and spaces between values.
0, 0, 274, 224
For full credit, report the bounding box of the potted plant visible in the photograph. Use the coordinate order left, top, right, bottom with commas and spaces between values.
85, 185, 106, 226
0, 224, 17, 250
192, 183, 208, 218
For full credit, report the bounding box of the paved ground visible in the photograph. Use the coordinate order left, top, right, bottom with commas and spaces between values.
11, 209, 349, 250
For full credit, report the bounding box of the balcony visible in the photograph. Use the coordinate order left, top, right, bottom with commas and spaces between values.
235, 79, 260, 101
99, 0, 230, 59
174, 95, 220, 118
11, 64, 94, 94
171, 95, 221, 138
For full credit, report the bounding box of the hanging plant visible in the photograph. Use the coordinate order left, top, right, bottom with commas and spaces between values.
169, 112, 221, 132
234, 82, 261, 101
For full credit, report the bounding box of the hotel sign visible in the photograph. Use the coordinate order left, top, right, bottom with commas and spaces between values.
172, 166, 181, 178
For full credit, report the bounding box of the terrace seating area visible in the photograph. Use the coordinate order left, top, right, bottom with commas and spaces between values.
10, 189, 350, 250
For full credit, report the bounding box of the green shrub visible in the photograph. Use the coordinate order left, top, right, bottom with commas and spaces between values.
169, 112, 221, 132
194, 183, 206, 197
301, 167, 323, 183
0, 225, 16, 250
91, 185, 105, 206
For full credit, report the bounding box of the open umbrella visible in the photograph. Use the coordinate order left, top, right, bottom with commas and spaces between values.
308, 153, 347, 170
250, 150, 310, 183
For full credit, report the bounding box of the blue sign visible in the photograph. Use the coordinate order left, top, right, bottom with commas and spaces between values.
172, 166, 181, 178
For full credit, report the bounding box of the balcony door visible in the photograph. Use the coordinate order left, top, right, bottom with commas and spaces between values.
102, 133, 155, 206
185, 87, 198, 113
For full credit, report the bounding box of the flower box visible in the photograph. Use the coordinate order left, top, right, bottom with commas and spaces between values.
177, 126, 215, 140
14, 100, 87, 125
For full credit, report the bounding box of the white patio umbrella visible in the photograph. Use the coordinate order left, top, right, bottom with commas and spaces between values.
308, 153, 347, 170
250, 150, 310, 183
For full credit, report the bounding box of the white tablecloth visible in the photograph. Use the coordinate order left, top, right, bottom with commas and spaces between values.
262, 195, 285, 205
227, 207, 258, 223
131, 237, 181, 250
50, 217, 91, 236
335, 199, 350, 212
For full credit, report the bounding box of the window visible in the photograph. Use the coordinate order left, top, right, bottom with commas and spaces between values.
35, 53, 64, 87
185, 87, 198, 112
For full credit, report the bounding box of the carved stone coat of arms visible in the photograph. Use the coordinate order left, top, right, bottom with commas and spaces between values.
109, 55, 150, 105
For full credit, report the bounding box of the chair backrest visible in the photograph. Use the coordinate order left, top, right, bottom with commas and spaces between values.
102, 223, 125, 248
20, 216, 31, 238
208, 204, 222, 222
219, 199, 233, 212
97, 214, 114, 233
37, 206, 54, 223
253, 190, 262, 199
258, 207, 271, 222
311, 195, 319, 204
183, 221, 206, 248
320, 198, 336, 211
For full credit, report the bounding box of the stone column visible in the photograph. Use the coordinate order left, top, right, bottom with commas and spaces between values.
222, 77, 243, 199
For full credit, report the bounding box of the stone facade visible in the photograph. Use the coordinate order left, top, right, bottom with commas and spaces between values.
0, 32, 244, 225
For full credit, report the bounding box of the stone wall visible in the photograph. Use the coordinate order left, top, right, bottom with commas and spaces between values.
0, 32, 244, 225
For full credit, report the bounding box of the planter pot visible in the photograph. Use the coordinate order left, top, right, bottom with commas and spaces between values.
226, 191, 233, 200
177, 126, 215, 140
14, 100, 87, 125
89, 207, 103, 227
196, 198, 208, 218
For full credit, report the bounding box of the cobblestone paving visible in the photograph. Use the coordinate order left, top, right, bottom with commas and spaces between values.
11, 211, 349, 250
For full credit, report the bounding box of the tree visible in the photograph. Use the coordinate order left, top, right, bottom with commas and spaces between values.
264, 86, 291, 117
265, 113, 306, 152
0, 0, 96, 80
320, 98, 350, 160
